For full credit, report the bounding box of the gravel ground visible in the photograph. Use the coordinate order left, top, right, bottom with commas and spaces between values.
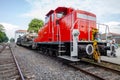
0, 44, 4, 52
12, 44, 97, 80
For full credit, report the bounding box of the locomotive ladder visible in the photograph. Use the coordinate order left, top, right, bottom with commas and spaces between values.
58, 25, 66, 56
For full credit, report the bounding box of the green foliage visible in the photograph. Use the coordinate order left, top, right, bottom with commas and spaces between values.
0, 24, 5, 32
0, 31, 9, 43
0, 24, 9, 43
28, 18, 44, 33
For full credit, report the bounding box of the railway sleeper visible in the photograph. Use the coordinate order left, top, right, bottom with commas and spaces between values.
0, 63, 15, 67
1, 70, 19, 78
0, 60, 14, 64
7, 75, 20, 80
108, 75, 120, 80
0, 56, 13, 58
0, 66, 17, 71
83, 66, 94, 70
0, 68, 18, 74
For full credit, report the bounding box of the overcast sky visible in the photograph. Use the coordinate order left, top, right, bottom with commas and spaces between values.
0, 0, 120, 39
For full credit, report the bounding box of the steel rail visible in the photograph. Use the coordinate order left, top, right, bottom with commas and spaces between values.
80, 60, 120, 75
68, 63, 106, 80
9, 45, 25, 80
101, 60, 120, 66
67, 60, 120, 80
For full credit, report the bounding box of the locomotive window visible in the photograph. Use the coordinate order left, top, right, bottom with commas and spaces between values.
45, 16, 50, 24
56, 12, 64, 18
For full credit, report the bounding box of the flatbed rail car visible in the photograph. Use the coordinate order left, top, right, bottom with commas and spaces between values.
17, 7, 116, 62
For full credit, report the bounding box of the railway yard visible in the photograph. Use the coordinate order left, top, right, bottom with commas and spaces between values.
0, 0, 120, 80
0, 43, 119, 80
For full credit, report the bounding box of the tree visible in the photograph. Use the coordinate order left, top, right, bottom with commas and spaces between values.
0, 24, 9, 43
0, 24, 5, 32
0, 31, 9, 43
28, 18, 44, 33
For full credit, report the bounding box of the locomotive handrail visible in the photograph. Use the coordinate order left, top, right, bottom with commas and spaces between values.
58, 24, 62, 55
96, 23, 110, 41
71, 19, 79, 30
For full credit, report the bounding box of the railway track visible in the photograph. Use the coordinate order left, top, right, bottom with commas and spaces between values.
101, 60, 120, 67
81, 58, 120, 71
0, 43, 6, 53
36, 48, 120, 80
0, 44, 25, 80
67, 60, 120, 80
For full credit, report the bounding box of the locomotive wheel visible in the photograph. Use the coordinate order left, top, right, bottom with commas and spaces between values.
44, 49, 48, 55
42, 47, 46, 54
55, 51, 59, 56
44, 48, 48, 55
49, 49, 53, 56
37, 47, 41, 53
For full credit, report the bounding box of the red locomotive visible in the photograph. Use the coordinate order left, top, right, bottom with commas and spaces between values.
17, 7, 116, 62
34, 7, 96, 42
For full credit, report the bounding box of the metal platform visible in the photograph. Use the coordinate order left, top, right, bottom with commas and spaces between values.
101, 47, 120, 65
101, 56, 120, 65
58, 56, 80, 62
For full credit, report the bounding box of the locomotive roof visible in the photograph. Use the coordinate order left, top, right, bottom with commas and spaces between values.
46, 10, 54, 16
46, 7, 96, 17
46, 7, 74, 16
55, 7, 73, 13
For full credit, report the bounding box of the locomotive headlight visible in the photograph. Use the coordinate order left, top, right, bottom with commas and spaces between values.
86, 44, 94, 55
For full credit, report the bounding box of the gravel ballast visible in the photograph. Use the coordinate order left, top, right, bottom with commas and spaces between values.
13, 45, 96, 80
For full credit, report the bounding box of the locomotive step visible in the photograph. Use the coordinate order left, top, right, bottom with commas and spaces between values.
58, 50, 66, 53
58, 45, 65, 47
58, 56, 80, 62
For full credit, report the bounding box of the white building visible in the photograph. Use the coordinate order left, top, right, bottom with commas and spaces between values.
15, 30, 27, 42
